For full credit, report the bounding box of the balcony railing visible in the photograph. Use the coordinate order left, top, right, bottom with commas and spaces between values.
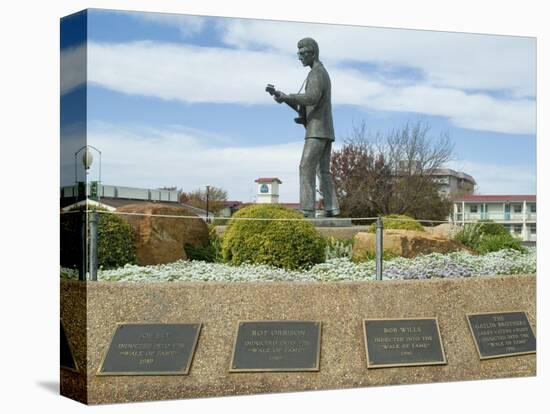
455, 212, 536, 222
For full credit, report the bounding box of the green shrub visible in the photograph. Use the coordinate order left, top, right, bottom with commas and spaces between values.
454, 221, 525, 254
208, 224, 223, 262
221, 205, 325, 270
184, 243, 216, 262
325, 236, 353, 259
477, 234, 526, 254
368, 214, 424, 232
184, 224, 223, 262
60, 205, 136, 270
454, 223, 482, 249
478, 220, 509, 236
95, 208, 137, 269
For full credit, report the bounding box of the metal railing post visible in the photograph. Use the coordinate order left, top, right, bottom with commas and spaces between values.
89, 209, 98, 281
78, 211, 86, 281
375, 216, 383, 281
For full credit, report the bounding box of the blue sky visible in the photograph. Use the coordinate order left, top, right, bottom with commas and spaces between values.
61, 9, 536, 201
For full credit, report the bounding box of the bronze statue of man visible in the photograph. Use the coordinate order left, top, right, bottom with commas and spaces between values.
267, 38, 340, 218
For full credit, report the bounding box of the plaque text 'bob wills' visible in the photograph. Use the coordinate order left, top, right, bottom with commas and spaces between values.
364, 318, 447, 368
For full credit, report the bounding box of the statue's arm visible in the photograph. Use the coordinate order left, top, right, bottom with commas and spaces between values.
285, 72, 322, 107
271, 88, 300, 113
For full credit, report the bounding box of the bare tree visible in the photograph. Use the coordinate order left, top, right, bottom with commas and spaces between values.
331, 121, 453, 220
179, 186, 228, 213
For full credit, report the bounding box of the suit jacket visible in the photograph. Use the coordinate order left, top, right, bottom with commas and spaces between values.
286, 61, 335, 141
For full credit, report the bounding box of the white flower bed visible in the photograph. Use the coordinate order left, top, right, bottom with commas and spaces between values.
61, 247, 536, 283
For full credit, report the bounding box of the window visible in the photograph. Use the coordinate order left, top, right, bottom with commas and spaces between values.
513, 224, 522, 234
456, 204, 462, 213
470, 205, 478, 213
513, 204, 522, 213
529, 224, 536, 235
530, 204, 536, 213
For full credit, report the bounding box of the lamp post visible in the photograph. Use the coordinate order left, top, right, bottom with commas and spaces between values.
74, 145, 102, 202
73, 145, 102, 281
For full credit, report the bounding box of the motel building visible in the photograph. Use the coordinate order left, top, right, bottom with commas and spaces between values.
451, 195, 536, 243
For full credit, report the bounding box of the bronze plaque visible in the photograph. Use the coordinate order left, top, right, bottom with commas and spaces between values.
60, 321, 79, 372
364, 318, 447, 368
467, 312, 536, 359
230, 321, 321, 372
98, 323, 201, 376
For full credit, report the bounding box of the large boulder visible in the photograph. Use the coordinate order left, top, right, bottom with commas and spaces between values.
116, 203, 209, 265
423, 223, 461, 239
352, 229, 469, 261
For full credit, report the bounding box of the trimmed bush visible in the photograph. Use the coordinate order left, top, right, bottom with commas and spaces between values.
60, 205, 137, 270
221, 205, 325, 270
368, 214, 424, 232
96, 208, 137, 269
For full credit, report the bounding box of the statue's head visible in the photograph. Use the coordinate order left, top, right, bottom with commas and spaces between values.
297, 37, 319, 66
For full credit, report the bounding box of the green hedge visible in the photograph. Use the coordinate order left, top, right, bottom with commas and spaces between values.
96, 209, 137, 269
368, 214, 424, 232
221, 205, 325, 270
60, 206, 136, 270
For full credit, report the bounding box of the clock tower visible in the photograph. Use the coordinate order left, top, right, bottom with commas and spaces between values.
255, 177, 282, 204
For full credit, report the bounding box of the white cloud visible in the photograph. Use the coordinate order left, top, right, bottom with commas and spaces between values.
87, 41, 303, 104
367, 84, 535, 134
87, 41, 535, 134
220, 19, 536, 98
119, 13, 536, 98
448, 160, 536, 195
87, 122, 304, 202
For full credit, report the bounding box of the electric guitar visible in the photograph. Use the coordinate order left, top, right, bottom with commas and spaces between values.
265, 84, 306, 126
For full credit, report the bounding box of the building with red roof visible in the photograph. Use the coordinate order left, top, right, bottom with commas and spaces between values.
451, 194, 536, 242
